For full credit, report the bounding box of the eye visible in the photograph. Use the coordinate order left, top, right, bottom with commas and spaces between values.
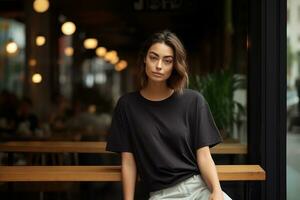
164, 59, 173, 64
149, 55, 158, 60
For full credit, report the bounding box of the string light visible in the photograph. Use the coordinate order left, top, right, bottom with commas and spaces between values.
64, 47, 74, 56
83, 38, 98, 49
6, 41, 18, 54
115, 60, 127, 71
33, 0, 49, 13
32, 73, 42, 83
29, 59, 37, 67
61, 21, 76, 35
36, 35, 46, 46
96, 47, 107, 57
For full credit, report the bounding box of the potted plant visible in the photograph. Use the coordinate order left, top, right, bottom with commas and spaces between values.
188, 69, 246, 139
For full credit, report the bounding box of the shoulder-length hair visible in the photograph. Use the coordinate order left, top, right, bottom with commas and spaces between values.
137, 30, 189, 94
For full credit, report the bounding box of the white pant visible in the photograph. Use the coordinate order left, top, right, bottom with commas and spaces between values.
149, 174, 232, 200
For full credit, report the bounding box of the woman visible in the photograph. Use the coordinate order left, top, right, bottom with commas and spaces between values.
106, 30, 232, 200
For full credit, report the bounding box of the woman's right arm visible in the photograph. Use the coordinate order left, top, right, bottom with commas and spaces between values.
122, 152, 137, 200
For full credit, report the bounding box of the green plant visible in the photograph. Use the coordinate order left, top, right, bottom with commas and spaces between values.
189, 70, 246, 138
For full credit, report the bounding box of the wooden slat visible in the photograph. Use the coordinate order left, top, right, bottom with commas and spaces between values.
0, 166, 120, 182
211, 143, 247, 154
216, 165, 266, 181
0, 165, 265, 182
0, 141, 247, 154
0, 141, 110, 153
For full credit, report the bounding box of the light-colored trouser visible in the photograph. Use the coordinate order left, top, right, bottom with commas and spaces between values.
149, 174, 232, 200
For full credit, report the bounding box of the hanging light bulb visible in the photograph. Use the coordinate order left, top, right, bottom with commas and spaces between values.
96, 47, 107, 57
32, 73, 42, 83
104, 50, 117, 61
110, 56, 119, 65
29, 58, 37, 67
64, 47, 74, 56
61, 21, 76, 35
109, 50, 117, 57
35, 35, 46, 46
6, 41, 18, 54
83, 38, 98, 49
33, 0, 49, 13
115, 60, 127, 71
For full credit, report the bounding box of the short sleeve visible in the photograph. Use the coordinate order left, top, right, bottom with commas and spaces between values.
105, 99, 133, 153
190, 94, 223, 151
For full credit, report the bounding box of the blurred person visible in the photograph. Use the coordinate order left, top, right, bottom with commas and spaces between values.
48, 94, 72, 132
65, 100, 110, 140
0, 90, 18, 135
15, 97, 39, 137
106, 30, 231, 200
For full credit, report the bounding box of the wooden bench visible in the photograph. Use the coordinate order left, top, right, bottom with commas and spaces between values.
0, 165, 265, 182
0, 141, 247, 154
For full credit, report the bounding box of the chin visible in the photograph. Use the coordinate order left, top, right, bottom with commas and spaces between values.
148, 76, 167, 83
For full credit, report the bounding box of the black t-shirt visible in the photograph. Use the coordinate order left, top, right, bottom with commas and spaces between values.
105, 88, 223, 193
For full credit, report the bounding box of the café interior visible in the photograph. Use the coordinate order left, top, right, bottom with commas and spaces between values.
0, 0, 270, 200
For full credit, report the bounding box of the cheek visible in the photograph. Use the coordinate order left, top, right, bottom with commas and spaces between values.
145, 60, 151, 68
166, 65, 174, 76
144, 62, 152, 76
145, 57, 155, 67
145, 58, 156, 72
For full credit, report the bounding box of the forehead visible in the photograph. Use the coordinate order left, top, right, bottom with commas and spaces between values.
147, 42, 174, 57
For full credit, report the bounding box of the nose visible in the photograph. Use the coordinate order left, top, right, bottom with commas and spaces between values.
156, 59, 162, 70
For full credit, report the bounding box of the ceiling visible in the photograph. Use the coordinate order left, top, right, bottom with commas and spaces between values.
0, 0, 224, 50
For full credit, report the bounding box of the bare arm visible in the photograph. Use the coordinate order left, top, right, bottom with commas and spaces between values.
196, 146, 224, 199
122, 152, 137, 200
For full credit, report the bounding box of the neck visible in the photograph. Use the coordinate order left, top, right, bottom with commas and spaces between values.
146, 80, 171, 91
141, 80, 174, 100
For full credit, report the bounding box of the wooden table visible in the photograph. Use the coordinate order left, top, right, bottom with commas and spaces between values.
0, 141, 247, 154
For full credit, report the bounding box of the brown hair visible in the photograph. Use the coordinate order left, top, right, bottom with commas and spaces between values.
137, 30, 189, 94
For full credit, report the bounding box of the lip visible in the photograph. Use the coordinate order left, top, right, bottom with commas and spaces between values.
152, 72, 163, 76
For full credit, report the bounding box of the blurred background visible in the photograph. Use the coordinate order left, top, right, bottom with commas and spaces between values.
287, 0, 300, 199
0, 0, 251, 199
0, 0, 248, 143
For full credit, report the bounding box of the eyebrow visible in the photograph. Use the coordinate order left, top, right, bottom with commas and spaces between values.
149, 51, 173, 59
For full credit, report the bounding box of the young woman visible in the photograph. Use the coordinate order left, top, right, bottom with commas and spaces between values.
106, 30, 232, 200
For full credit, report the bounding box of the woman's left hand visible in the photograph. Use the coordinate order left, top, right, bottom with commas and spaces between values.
209, 190, 224, 200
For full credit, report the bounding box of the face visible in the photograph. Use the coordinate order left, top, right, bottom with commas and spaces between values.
144, 42, 174, 83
